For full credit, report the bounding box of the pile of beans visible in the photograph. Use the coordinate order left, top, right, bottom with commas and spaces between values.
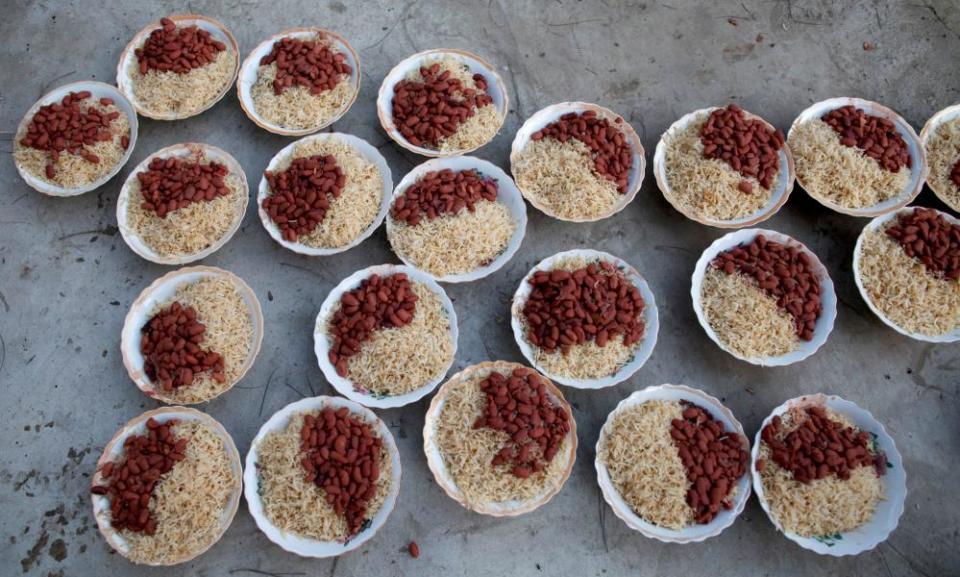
523, 261, 645, 355
263, 154, 345, 242
699, 104, 784, 192
472, 367, 571, 478
885, 208, 960, 280
90, 418, 188, 535
259, 36, 352, 96
299, 408, 383, 534
821, 105, 912, 173
712, 235, 822, 341
141, 301, 225, 391
951, 158, 960, 190
136, 17, 227, 75
669, 403, 749, 524
137, 157, 231, 218
390, 168, 498, 226
530, 110, 632, 193
328, 274, 418, 377
758, 406, 887, 483
391, 62, 494, 148
20, 91, 125, 179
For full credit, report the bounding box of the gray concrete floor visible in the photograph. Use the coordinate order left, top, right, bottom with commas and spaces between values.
1, 0, 958, 575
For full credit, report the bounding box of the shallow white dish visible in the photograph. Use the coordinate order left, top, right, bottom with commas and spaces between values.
244, 396, 401, 557
751, 393, 906, 556
691, 228, 837, 366
13, 80, 139, 197
257, 132, 393, 256
237, 27, 361, 136
919, 103, 960, 213
511, 249, 659, 389
377, 48, 508, 157
120, 265, 264, 404
117, 142, 248, 265
386, 155, 527, 283
423, 361, 578, 516
653, 106, 795, 228
595, 384, 751, 543
852, 206, 960, 342
788, 97, 926, 217
510, 101, 645, 222
91, 407, 243, 565
313, 264, 458, 409
116, 14, 240, 120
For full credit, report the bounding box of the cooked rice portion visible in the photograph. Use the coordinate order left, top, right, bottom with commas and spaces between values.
789, 119, 911, 209
700, 267, 799, 359
328, 281, 454, 397
924, 116, 960, 211
434, 367, 572, 506
513, 137, 622, 220
130, 48, 236, 116
153, 277, 254, 404
14, 101, 131, 190
600, 400, 693, 530
857, 227, 960, 336
663, 113, 776, 221
126, 153, 246, 258
267, 138, 383, 249
122, 420, 239, 564
388, 199, 514, 277
257, 412, 392, 542
759, 406, 884, 537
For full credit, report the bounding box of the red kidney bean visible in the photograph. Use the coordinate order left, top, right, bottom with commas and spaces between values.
137, 156, 231, 218
951, 158, 960, 189
327, 274, 418, 377
711, 234, 822, 341
140, 301, 225, 392
300, 407, 383, 535
522, 261, 645, 355
821, 105, 912, 172
262, 154, 345, 242
530, 110, 632, 194
408, 541, 420, 558
884, 207, 960, 280
391, 62, 494, 149
669, 403, 748, 524
135, 17, 227, 75
391, 168, 498, 226
761, 405, 887, 483
91, 418, 187, 535
259, 36, 352, 96
699, 104, 784, 191
19, 91, 121, 179
472, 367, 571, 477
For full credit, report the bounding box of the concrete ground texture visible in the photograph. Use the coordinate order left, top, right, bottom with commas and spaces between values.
1, 0, 958, 575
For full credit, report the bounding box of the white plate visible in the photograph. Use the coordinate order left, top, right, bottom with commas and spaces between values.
91, 407, 243, 565
117, 142, 248, 265
919, 103, 960, 213
789, 97, 926, 217
510, 101, 645, 222
423, 361, 578, 516
314, 264, 458, 409
653, 106, 795, 228
386, 155, 527, 283
120, 266, 264, 404
691, 228, 837, 366
117, 14, 239, 120
13, 80, 138, 197
377, 48, 508, 157
595, 384, 752, 543
244, 396, 401, 557
237, 28, 361, 136
511, 249, 659, 389
257, 133, 393, 256
853, 206, 960, 342
751, 393, 907, 556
